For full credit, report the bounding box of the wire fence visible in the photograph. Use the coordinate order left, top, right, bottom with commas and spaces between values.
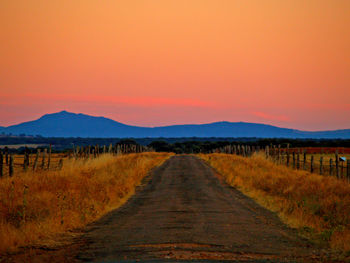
0, 143, 154, 178
212, 145, 350, 182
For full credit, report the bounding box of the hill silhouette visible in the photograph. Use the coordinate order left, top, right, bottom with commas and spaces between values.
1, 111, 350, 138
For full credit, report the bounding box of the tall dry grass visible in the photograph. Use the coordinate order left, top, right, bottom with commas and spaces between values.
0, 152, 172, 253
199, 153, 350, 253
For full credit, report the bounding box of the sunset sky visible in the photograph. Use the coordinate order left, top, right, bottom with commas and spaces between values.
1, 0, 349, 130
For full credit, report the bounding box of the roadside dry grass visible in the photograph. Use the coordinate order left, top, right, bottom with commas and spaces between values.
199, 153, 350, 256
0, 152, 172, 253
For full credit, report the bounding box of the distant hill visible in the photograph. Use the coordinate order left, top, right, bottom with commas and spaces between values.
1, 111, 350, 138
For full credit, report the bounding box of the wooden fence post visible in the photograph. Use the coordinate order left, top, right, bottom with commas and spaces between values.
5, 147, 8, 165
47, 144, 52, 170
9, 154, 14, 177
296, 151, 300, 169
335, 153, 339, 178
23, 151, 28, 171
286, 149, 290, 167
292, 152, 296, 169
319, 156, 323, 175
0, 151, 3, 177
265, 146, 269, 159
76, 146, 80, 159
347, 160, 350, 182
310, 155, 314, 173
41, 149, 47, 169
58, 159, 64, 170
341, 159, 344, 179
303, 150, 306, 170
33, 149, 40, 171
329, 158, 333, 176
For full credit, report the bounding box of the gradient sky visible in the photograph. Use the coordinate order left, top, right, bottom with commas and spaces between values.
1, 0, 349, 130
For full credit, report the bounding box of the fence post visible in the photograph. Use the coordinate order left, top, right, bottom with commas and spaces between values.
292, 152, 296, 169
303, 150, 306, 170
329, 158, 333, 176
58, 159, 64, 170
347, 160, 350, 182
41, 149, 47, 169
278, 145, 281, 163
265, 146, 269, 159
335, 153, 339, 178
23, 151, 28, 171
47, 144, 52, 170
341, 159, 344, 179
9, 154, 14, 177
33, 149, 40, 171
0, 151, 3, 177
286, 148, 290, 167
310, 155, 314, 173
319, 156, 323, 175
296, 152, 299, 169
5, 147, 8, 165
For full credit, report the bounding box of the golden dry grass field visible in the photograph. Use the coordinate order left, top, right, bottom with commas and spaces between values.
199, 153, 350, 256
0, 152, 172, 253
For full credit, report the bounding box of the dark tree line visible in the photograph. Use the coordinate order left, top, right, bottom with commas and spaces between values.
1, 136, 350, 154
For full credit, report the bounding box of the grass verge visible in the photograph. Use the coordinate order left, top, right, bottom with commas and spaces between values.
0, 152, 172, 253
198, 153, 350, 258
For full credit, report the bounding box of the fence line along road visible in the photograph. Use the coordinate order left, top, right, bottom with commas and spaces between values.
212, 144, 350, 182
0, 143, 154, 178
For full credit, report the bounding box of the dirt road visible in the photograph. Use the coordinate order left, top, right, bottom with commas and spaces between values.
6, 155, 325, 262
74, 155, 321, 262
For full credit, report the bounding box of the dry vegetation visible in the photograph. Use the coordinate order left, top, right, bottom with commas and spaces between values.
199, 153, 350, 255
0, 152, 172, 253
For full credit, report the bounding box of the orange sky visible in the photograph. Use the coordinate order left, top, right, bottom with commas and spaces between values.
1, 0, 349, 130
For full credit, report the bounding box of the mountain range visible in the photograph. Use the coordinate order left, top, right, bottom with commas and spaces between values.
0, 111, 349, 139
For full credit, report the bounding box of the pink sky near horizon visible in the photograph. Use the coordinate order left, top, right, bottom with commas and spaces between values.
1, 0, 350, 131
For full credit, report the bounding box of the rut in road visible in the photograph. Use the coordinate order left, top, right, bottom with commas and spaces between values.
77, 155, 318, 262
